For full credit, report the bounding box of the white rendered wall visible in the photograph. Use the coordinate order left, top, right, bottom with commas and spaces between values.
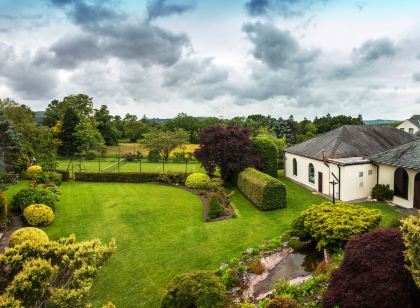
339, 164, 377, 201
397, 120, 419, 135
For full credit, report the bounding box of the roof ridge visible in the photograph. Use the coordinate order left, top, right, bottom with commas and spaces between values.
371, 138, 419, 158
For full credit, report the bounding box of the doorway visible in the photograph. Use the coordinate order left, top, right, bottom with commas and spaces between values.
414, 173, 420, 209
318, 172, 323, 193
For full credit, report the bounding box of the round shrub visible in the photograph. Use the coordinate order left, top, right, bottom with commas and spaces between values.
161, 270, 226, 308
185, 173, 211, 189
266, 296, 300, 308
34, 172, 62, 186
323, 228, 420, 308
371, 184, 393, 201
27, 165, 42, 175
12, 187, 59, 211
23, 204, 54, 226
9, 227, 49, 247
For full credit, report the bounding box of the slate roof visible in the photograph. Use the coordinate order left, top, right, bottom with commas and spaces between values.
370, 138, 420, 170
285, 125, 415, 161
408, 115, 420, 128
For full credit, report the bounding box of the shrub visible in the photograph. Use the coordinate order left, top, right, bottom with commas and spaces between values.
0, 295, 23, 307
371, 184, 393, 201
23, 204, 54, 226
27, 165, 42, 175
86, 151, 96, 160
206, 178, 224, 192
157, 172, 189, 185
123, 152, 136, 162
208, 195, 225, 219
9, 227, 49, 247
248, 260, 265, 274
265, 297, 300, 308
291, 201, 382, 250
401, 214, 420, 288
56, 169, 70, 181
253, 136, 278, 178
323, 228, 420, 308
11, 187, 59, 211
161, 270, 227, 308
75, 172, 190, 183
234, 168, 287, 210
34, 171, 62, 186
185, 173, 211, 189
148, 149, 161, 162
220, 268, 241, 289
0, 192, 7, 223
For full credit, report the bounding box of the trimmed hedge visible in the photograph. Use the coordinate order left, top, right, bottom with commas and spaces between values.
234, 168, 286, 210
23, 204, 54, 226
185, 173, 211, 189
253, 136, 278, 178
75, 172, 190, 183
56, 170, 70, 181
12, 188, 59, 211
9, 227, 49, 247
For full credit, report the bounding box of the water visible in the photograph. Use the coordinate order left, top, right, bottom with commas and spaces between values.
253, 248, 323, 296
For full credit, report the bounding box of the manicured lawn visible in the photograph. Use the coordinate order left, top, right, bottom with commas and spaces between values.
5, 172, 404, 307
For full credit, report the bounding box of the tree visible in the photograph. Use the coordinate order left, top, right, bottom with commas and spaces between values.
73, 119, 104, 156
194, 125, 260, 180
165, 113, 201, 143
253, 136, 278, 177
141, 129, 188, 161
125, 120, 148, 143
0, 109, 22, 173
94, 105, 119, 146
58, 107, 80, 157
323, 228, 420, 308
401, 214, 420, 288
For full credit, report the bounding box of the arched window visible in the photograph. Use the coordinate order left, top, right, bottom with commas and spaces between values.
308, 163, 315, 184
394, 168, 408, 199
293, 158, 297, 176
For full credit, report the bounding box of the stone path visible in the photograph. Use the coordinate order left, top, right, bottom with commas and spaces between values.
0, 214, 23, 253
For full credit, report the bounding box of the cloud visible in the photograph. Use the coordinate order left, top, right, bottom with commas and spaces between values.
147, 0, 196, 21
413, 72, 420, 82
352, 38, 397, 62
242, 22, 319, 70
245, 0, 329, 17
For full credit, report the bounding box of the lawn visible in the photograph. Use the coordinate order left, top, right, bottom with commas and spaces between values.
5, 173, 404, 307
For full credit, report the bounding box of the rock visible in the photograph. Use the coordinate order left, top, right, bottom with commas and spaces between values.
218, 263, 228, 270
244, 248, 254, 255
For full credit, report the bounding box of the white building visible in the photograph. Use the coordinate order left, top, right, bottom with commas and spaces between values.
284, 125, 419, 208
397, 115, 420, 135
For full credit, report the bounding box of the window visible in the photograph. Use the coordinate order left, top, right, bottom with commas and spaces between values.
308, 163, 315, 184
359, 171, 364, 178
394, 168, 409, 199
293, 158, 297, 176
409, 128, 414, 134
368, 170, 373, 175
400, 128, 405, 131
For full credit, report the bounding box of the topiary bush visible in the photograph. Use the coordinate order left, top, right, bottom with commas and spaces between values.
11, 187, 59, 211
34, 171, 62, 186
372, 184, 394, 201
253, 136, 278, 178
234, 168, 286, 210
9, 227, 49, 247
27, 165, 42, 175
291, 201, 382, 250
161, 270, 227, 308
323, 228, 420, 308
400, 214, 420, 288
185, 173, 211, 189
23, 204, 54, 226
208, 195, 225, 220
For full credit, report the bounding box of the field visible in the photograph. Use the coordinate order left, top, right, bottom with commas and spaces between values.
6, 172, 404, 307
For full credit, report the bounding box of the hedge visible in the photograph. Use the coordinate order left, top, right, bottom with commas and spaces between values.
55, 170, 69, 181
234, 168, 286, 210
75, 172, 190, 183
253, 136, 278, 178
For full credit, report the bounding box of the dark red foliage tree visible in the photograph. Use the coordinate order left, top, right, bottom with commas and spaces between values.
323, 228, 420, 308
194, 125, 260, 180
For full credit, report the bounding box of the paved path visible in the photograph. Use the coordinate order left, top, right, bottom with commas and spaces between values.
0, 214, 23, 253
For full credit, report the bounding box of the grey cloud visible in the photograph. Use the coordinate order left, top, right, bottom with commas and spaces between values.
416, 53, 420, 60
352, 38, 397, 62
147, 0, 196, 21
242, 22, 319, 70
413, 72, 420, 82
245, 0, 329, 17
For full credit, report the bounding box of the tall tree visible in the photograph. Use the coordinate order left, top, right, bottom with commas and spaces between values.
0, 109, 22, 172
58, 108, 80, 157
74, 119, 105, 156
141, 129, 188, 161
94, 105, 119, 146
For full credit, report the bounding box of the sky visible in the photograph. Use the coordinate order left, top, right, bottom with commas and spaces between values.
0, 0, 419, 120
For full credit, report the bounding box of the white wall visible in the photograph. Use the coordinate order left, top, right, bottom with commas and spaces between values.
397, 120, 419, 135
340, 164, 377, 201
377, 164, 418, 208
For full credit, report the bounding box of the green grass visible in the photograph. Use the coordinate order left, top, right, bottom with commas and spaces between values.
5, 173, 404, 307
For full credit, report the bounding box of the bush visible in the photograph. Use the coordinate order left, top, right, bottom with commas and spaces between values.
185, 173, 211, 189
253, 136, 278, 178
157, 172, 189, 185
401, 214, 420, 288
123, 152, 136, 162
291, 201, 382, 250
220, 268, 241, 289
9, 227, 49, 247
0, 192, 7, 223
75, 172, 190, 184
248, 260, 265, 274
161, 270, 226, 308
206, 178, 224, 192
266, 297, 300, 308
23, 204, 54, 226
148, 149, 161, 162
86, 151, 96, 160
34, 171, 62, 186
323, 228, 420, 308
208, 195, 225, 219
371, 184, 393, 201
234, 168, 287, 210
27, 165, 42, 175
0, 295, 23, 307
11, 187, 59, 211
56, 169, 70, 181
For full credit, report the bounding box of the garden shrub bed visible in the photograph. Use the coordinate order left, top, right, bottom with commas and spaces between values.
75, 171, 190, 183
234, 168, 287, 210
199, 191, 236, 222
